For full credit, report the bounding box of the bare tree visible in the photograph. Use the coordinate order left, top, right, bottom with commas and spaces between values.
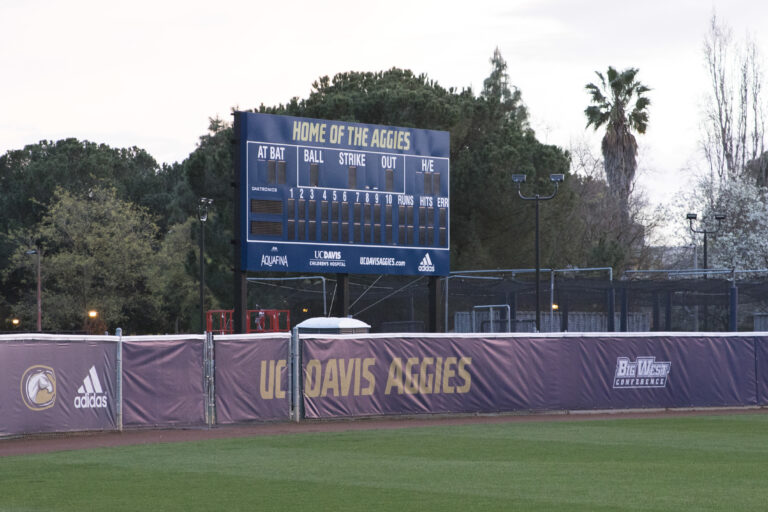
567, 140, 662, 270
702, 14, 766, 183
569, 137, 605, 181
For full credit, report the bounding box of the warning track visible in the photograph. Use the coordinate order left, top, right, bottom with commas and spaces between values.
2, 407, 766, 457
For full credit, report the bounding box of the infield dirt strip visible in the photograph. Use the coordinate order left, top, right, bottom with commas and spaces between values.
1, 408, 766, 457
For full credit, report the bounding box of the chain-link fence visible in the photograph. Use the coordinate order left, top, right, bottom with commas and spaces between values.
246, 269, 768, 333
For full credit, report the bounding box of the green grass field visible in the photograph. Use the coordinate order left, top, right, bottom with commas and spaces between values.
1, 414, 767, 511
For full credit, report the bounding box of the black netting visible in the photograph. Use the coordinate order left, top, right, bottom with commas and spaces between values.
246, 270, 767, 333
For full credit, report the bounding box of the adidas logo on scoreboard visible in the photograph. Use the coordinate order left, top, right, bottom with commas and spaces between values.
418, 253, 436, 273
74, 365, 108, 409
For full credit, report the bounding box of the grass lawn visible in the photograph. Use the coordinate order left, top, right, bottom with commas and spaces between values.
1, 414, 767, 511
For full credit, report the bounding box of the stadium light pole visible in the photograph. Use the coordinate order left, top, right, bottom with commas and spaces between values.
511, 173, 564, 332
25, 248, 42, 332
198, 198, 213, 333
686, 212, 726, 272
687, 212, 725, 332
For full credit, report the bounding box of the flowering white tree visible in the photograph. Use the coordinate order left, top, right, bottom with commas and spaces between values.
702, 14, 766, 183
707, 179, 768, 270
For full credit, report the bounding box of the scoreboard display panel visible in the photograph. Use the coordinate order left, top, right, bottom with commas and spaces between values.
236, 112, 450, 276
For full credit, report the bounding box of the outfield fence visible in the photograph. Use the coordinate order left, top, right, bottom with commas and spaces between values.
3, 331, 768, 437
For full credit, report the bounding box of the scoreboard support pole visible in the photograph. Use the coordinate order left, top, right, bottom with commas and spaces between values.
428, 276, 443, 333
232, 112, 246, 334
332, 274, 350, 317
234, 271, 247, 334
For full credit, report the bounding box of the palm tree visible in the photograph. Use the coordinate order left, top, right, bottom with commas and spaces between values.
584, 67, 651, 219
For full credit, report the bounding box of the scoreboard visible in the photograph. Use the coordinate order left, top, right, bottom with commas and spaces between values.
236, 112, 450, 276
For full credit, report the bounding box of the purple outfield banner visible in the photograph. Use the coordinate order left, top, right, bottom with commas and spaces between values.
301, 334, 759, 419
122, 337, 206, 427
756, 336, 768, 405
558, 336, 757, 410
1, 336, 117, 437
215, 335, 291, 423
301, 336, 566, 419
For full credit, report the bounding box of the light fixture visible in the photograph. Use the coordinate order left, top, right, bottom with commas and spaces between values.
511, 170, 564, 332
198, 197, 213, 222
686, 212, 728, 271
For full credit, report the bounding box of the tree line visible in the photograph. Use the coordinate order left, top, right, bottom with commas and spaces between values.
8, 20, 760, 335
0, 49, 655, 334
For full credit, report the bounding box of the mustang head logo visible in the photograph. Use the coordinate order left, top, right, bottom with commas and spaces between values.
21, 366, 57, 411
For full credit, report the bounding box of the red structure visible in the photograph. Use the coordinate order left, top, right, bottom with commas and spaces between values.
206, 309, 291, 334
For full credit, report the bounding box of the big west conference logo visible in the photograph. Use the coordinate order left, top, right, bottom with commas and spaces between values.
21, 365, 57, 411
418, 253, 435, 272
613, 356, 671, 389
74, 366, 108, 409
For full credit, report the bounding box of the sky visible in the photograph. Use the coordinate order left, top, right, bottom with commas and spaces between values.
2, 0, 768, 214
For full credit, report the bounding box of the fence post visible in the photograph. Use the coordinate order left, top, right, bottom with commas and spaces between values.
205, 332, 215, 427
606, 288, 615, 332
620, 286, 628, 332
510, 292, 517, 333
729, 284, 739, 332
665, 291, 673, 331
116, 328, 123, 432
428, 276, 443, 333
291, 327, 301, 422
561, 294, 569, 333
